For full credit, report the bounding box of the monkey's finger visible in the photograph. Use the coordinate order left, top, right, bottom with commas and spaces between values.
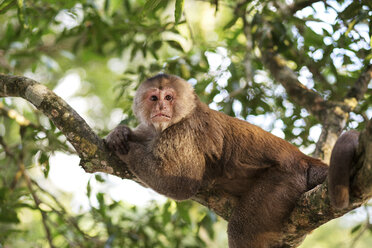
118, 141, 129, 155
112, 140, 123, 152
104, 139, 115, 151
117, 132, 127, 143
114, 140, 126, 154
122, 141, 130, 154
116, 142, 125, 153
123, 132, 129, 142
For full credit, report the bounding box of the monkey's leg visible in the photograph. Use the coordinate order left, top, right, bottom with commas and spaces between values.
227, 173, 305, 248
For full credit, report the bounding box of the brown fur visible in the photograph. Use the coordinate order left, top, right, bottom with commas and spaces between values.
105, 74, 358, 248
328, 130, 359, 209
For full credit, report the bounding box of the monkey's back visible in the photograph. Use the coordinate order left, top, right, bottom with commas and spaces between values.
193, 102, 327, 195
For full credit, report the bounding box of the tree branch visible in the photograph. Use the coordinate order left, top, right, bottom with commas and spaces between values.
288, 0, 324, 14
261, 49, 327, 120
280, 118, 372, 246
346, 63, 372, 101
1, 73, 372, 247
0, 74, 133, 179
313, 64, 372, 161
259, 48, 369, 163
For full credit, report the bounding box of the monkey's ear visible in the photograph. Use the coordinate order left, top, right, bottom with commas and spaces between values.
170, 79, 197, 123
132, 95, 150, 126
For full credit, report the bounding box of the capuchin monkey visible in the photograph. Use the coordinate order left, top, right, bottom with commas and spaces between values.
105, 74, 359, 248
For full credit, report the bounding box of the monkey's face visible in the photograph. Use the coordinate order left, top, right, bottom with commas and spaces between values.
144, 87, 176, 130
134, 75, 196, 132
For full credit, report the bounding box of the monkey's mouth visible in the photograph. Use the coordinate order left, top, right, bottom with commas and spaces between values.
151, 113, 171, 121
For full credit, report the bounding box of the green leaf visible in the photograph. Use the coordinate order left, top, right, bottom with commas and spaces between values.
95, 174, 106, 183
96, 192, 105, 208
16, 0, 28, 29
175, 0, 184, 24
351, 224, 362, 234
144, 0, 162, 12
0, 0, 14, 13
152, 40, 162, 51
42, 161, 50, 178
162, 201, 172, 225
340, 1, 360, 20
39, 152, 48, 164
123, 0, 131, 12
86, 180, 92, 197
39, 153, 50, 178
199, 212, 216, 239
104, 0, 110, 12
167, 40, 183, 52
176, 202, 191, 224
130, 45, 138, 61
223, 16, 239, 30
0, 210, 19, 223
303, 27, 324, 47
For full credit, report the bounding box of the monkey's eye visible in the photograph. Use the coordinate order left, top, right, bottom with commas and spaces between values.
165, 95, 173, 101
150, 95, 158, 101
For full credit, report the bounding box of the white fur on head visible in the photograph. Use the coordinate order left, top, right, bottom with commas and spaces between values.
133, 74, 196, 131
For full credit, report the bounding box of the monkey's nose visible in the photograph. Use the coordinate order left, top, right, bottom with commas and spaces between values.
158, 102, 165, 110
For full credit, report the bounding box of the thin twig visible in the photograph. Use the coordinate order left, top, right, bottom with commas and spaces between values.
0, 102, 38, 128
0, 136, 22, 190
0, 136, 15, 158
19, 123, 55, 248
22, 163, 56, 248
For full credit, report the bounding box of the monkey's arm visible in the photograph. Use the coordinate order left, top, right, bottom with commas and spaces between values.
130, 124, 157, 142
106, 124, 203, 200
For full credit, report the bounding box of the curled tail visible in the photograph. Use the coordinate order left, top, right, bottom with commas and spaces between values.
328, 130, 359, 209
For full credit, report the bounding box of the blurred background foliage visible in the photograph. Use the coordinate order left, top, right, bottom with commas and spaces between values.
0, 0, 371, 247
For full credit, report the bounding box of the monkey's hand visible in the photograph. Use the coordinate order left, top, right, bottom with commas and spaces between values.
104, 125, 132, 154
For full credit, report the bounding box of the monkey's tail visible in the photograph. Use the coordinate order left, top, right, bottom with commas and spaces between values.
328, 130, 359, 209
